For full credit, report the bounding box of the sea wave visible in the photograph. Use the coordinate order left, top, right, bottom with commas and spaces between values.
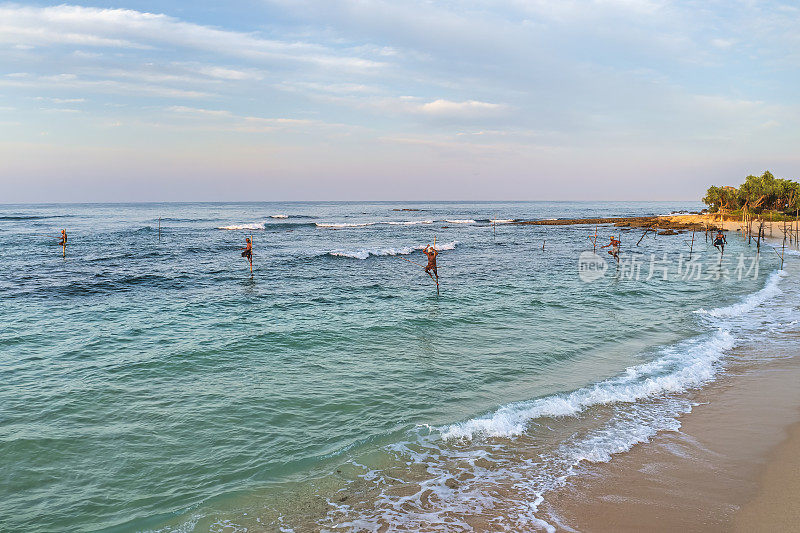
324, 268, 787, 532
440, 328, 735, 440
315, 219, 465, 228
328, 246, 417, 260
218, 222, 266, 230
325, 241, 458, 260
316, 222, 376, 228
695, 269, 784, 318
441, 269, 784, 441
218, 218, 316, 230
1, 215, 70, 220
386, 220, 434, 226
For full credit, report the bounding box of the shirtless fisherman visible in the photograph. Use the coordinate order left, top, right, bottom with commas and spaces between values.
713, 230, 727, 254
422, 244, 438, 280
240, 237, 252, 270
601, 236, 620, 261
58, 229, 67, 257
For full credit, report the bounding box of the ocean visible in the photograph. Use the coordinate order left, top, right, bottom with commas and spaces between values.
0, 201, 794, 532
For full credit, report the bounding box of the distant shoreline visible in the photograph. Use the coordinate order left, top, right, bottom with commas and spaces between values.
515, 213, 799, 241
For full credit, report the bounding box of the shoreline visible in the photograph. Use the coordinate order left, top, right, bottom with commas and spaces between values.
532, 249, 800, 532
542, 345, 800, 532
515, 213, 799, 236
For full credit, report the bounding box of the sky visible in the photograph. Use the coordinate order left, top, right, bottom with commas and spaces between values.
0, 0, 798, 203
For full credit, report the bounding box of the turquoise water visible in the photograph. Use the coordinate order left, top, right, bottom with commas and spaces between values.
0, 202, 788, 531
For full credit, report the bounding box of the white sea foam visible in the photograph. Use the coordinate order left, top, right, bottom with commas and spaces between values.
387, 219, 435, 226
270, 214, 289, 219
326, 241, 459, 260
695, 269, 784, 318
442, 269, 786, 441
429, 240, 458, 251
323, 268, 788, 532
329, 246, 416, 260
565, 400, 688, 464
445, 219, 477, 224
316, 222, 376, 228
490, 219, 516, 224
440, 328, 736, 440
217, 221, 266, 230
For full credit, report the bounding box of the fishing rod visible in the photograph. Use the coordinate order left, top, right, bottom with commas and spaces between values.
394, 255, 426, 268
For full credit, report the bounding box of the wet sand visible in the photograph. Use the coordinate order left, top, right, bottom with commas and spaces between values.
542, 349, 800, 532
733, 418, 800, 532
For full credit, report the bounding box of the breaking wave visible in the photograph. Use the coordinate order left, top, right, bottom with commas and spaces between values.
442, 269, 783, 441
316, 222, 376, 228
322, 268, 786, 532
325, 241, 458, 260
695, 269, 784, 318
440, 329, 735, 440
218, 222, 266, 230
387, 220, 435, 226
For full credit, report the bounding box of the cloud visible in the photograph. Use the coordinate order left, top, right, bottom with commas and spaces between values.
35, 97, 86, 104
168, 106, 233, 117
162, 105, 355, 134
418, 99, 506, 117
191, 66, 264, 81
0, 5, 386, 71
0, 73, 210, 99
710, 38, 735, 49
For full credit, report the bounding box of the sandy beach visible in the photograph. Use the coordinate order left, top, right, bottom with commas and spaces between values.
541, 347, 800, 531
666, 214, 800, 243
534, 226, 800, 532
734, 413, 800, 532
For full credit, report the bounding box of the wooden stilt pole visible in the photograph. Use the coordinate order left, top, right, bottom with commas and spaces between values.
158, 216, 161, 242
782, 225, 787, 269
757, 221, 763, 254
689, 230, 695, 259
784, 220, 788, 245
433, 236, 439, 295
637, 228, 652, 246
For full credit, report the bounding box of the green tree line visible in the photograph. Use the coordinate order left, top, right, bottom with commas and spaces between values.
703, 171, 800, 214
